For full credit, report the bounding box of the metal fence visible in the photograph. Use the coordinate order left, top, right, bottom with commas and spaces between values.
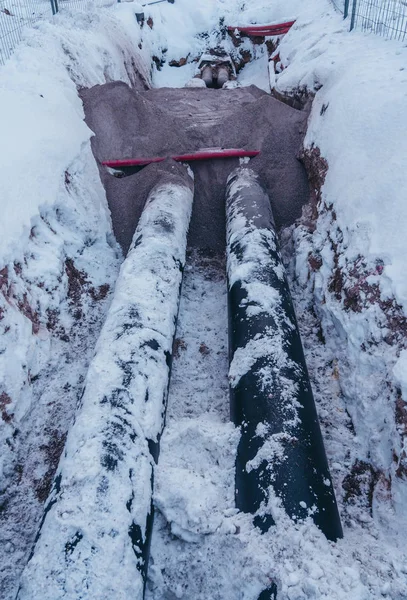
0, 0, 52, 64
331, 0, 349, 15
332, 0, 407, 40
0, 0, 110, 65
2, 0, 407, 66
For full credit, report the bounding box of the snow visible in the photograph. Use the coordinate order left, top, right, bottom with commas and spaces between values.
1, 0, 407, 598
0, 59, 88, 261
393, 350, 407, 402
153, 274, 233, 554
146, 251, 242, 597
153, 61, 198, 88
145, 0, 226, 64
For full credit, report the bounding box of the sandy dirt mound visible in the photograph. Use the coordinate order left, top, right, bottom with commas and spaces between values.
81, 83, 309, 253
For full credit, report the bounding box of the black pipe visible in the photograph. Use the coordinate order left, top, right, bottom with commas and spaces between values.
217, 65, 230, 88
226, 168, 343, 543
258, 585, 278, 600
201, 65, 213, 88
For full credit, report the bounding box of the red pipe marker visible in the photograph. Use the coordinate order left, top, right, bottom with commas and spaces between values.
102, 149, 260, 169
227, 20, 295, 34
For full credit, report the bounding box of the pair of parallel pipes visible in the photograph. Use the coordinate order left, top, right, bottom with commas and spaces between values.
17, 167, 342, 600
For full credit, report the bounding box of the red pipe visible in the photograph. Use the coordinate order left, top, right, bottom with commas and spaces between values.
227, 20, 295, 34
102, 149, 260, 169
240, 29, 292, 36
228, 20, 295, 31
236, 27, 292, 33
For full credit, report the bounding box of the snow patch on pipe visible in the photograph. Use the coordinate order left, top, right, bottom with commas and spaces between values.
229, 333, 300, 405
246, 432, 291, 474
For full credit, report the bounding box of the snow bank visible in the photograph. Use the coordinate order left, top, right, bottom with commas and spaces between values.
146, 0, 225, 65
0, 3, 151, 481
17, 177, 193, 600
276, 1, 407, 312
266, 0, 407, 539
237, 52, 271, 92
0, 1, 152, 486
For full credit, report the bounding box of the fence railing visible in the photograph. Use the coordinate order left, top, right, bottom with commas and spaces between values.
0, 0, 52, 64
0, 0, 111, 65
2, 0, 407, 67
332, 0, 407, 40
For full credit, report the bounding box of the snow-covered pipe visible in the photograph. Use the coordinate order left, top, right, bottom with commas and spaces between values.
17, 175, 194, 599
217, 66, 230, 89
226, 168, 342, 542
201, 65, 214, 88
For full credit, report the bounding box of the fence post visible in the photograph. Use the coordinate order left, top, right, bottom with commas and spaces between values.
344, 0, 350, 19
350, 0, 357, 30
50, 0, 59, 15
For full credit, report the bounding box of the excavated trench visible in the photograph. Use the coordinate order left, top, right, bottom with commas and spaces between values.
77, 82, 334, 598
5, 12, 406, 595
